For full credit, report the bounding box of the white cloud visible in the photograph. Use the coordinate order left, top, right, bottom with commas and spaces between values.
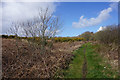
109, 0, 120, 2
1, 2, 57, 34
72, 7, 112, 28
97, 26, 107, 32
72, 2, 118, 28
109, 2, 118, 10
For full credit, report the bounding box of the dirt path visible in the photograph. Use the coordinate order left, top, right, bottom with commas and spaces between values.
82, 45, 87, 78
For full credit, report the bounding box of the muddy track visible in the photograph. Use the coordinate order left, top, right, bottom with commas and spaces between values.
82, 45, 87, 78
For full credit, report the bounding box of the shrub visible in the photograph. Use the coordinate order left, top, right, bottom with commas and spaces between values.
54, 37, 84, 42
94, 25, 119, 44
8, 35, 16, 38
1, 35, 9, 38
78, 31, 94, 41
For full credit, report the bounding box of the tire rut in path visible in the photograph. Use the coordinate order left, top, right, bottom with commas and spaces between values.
82, 45, 88, 79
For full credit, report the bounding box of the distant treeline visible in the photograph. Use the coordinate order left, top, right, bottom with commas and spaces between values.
0, 35, 42, 41
1, 35, 26, 39
1, 35, 85, 42
0, 35, 16, 38
1, 25, 119, 44
78, 25, 119, 44
54, 37, 84, 42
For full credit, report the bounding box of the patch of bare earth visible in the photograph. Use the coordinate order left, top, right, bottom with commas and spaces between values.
2, 38, 85, 78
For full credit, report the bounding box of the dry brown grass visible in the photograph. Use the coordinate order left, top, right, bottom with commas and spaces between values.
2, 38, 85, 78
94, 42, 118, 70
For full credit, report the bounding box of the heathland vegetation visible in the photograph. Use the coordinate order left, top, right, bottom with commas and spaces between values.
2, 24, 119, 78
1, 7, 119, 78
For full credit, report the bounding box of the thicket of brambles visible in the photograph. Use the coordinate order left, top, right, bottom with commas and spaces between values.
94, 25, 119, 44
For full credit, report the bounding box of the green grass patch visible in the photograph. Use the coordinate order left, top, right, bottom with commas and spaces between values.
62, 42, 118, 78
63, 46, 85, 78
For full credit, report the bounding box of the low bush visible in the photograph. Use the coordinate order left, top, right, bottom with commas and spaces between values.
78, 31, 94, 41
94, 25, 119, 44
1, 35, 9, 38
54, 37, 84, 42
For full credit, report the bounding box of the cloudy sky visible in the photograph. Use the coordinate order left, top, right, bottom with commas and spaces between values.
58, 2, 118, 37
0, 0, 119, 37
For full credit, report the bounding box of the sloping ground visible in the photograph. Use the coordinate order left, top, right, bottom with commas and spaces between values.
2, 38, 85, 78
62, 43, 118, 78
94, 43, 118, 70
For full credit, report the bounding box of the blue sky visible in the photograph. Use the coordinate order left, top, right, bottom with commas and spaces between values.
1, 2, 118, 37
54, 2, 118, 37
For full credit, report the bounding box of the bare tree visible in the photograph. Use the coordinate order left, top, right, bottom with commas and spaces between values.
7, 7, 62, 78
8, 22, 21, 57
21, 7, 62, 78
22, 7, 61, 54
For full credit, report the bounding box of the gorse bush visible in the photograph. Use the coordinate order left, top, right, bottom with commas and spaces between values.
1, 35, 84, 42
54, 37, 84, 42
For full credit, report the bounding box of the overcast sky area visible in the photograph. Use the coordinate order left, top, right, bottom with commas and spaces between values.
0, 0, 119, 37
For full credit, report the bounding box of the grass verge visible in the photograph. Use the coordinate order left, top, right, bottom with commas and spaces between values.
62, 42, 118, 78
